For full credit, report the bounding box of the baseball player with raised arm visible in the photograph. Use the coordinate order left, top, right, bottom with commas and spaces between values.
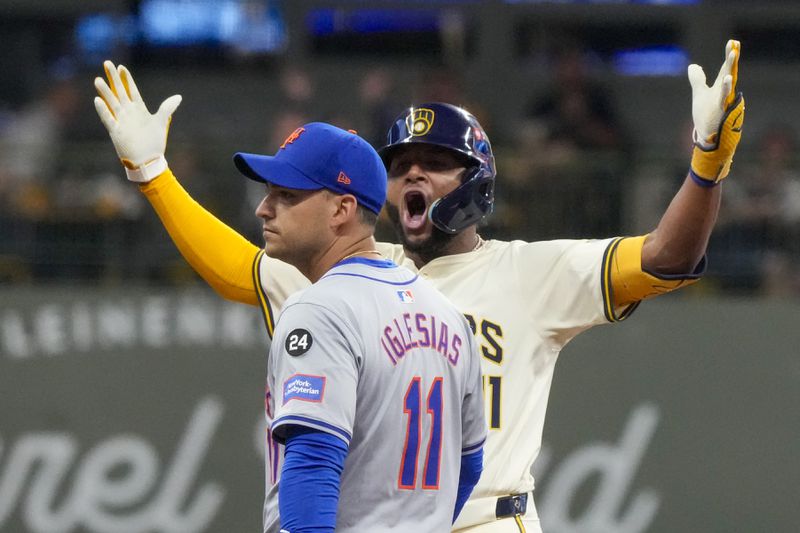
94, 38, 743, 533
95, 64, 486, 532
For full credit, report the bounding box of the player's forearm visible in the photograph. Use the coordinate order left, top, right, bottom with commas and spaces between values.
641, 175, 721, 275
140, 170, 260, 305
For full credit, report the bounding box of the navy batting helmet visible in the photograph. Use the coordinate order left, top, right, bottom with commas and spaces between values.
378, 102, 496, 234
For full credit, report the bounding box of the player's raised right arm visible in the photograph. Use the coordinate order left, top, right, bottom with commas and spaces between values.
94, 60, 260, 306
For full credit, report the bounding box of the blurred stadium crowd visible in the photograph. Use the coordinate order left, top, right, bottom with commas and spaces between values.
1, 1, 800, 297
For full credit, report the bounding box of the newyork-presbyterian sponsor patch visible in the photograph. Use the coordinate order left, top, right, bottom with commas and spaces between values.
283, 374, 326, 404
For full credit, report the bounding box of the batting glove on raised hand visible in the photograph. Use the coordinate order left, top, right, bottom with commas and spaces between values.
688, 39, 745, 186
94, 60, 182, 183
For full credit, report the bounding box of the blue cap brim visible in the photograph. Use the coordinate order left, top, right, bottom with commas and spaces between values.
233, 152, 323, 190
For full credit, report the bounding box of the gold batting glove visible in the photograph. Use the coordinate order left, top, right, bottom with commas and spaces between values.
93, 60, 182, 183
688, 39, 745, 186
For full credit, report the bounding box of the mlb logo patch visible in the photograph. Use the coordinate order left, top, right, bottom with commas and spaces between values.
283, 374, 326, 405
397, 290, 415, 303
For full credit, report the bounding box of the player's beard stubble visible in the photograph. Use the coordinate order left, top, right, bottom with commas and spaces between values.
385, 202, 456, 264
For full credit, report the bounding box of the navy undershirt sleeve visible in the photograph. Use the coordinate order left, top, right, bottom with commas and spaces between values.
279, 426, 349, 533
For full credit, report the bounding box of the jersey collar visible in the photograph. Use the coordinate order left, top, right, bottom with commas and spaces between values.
334, 257, 396, 269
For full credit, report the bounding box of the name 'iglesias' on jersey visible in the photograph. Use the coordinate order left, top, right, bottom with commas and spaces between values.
381, 311, 463, 366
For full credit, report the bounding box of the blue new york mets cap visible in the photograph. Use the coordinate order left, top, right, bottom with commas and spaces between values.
233, 122, 387, 215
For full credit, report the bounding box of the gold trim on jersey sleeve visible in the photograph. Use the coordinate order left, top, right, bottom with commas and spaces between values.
603, 235, 703, 321
252, 249, 276, 338
602, 238, 636, 322
140, 170, 261, 305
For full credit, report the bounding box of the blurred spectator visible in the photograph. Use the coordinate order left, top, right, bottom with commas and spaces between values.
504, 43, 630, 240
412, 67, 490, 129
525, 44, 625, 153
355, 66, 400, 147
415, 66, 466, 105
0, 60, 154, 282
0, 65, 79, 218
708, 124, 800, 295
278, 65, 315, 107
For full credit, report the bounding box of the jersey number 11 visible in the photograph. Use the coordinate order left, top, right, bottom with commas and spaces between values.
398, 377, 443, 490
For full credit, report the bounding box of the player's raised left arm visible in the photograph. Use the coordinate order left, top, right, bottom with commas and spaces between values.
608, 40, 743, 309
94, 60, 263, 306
641, 39, 744, 275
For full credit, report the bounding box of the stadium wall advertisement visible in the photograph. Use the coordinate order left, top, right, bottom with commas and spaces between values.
1, 287, 797, 532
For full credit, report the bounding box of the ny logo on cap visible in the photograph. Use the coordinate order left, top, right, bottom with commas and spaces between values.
280, 127, 305, 149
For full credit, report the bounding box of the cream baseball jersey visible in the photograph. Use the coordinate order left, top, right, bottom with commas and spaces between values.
260, 257, 486, 533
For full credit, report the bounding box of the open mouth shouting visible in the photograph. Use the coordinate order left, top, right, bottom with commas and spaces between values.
402, 189, 430, 233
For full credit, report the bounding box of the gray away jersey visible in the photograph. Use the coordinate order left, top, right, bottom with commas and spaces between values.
263, 258, 486, 533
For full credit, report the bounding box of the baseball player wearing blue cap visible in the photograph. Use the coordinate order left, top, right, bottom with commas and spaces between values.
95, 62, 486, 533
95, 38, 744, 533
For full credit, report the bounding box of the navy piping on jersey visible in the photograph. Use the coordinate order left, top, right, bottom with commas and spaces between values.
272, 414, 352, 444
462, 437, 486, 454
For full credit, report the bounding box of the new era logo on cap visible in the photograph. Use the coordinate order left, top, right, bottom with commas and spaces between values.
337, 171, 351, 185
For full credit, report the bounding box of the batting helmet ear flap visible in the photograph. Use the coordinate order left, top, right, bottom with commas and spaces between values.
429, 166, 495, 234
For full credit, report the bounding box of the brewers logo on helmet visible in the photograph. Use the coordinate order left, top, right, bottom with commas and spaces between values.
406, 108, 435, 136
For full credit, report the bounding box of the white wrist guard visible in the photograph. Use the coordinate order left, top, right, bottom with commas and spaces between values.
125, 155, 168, 183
